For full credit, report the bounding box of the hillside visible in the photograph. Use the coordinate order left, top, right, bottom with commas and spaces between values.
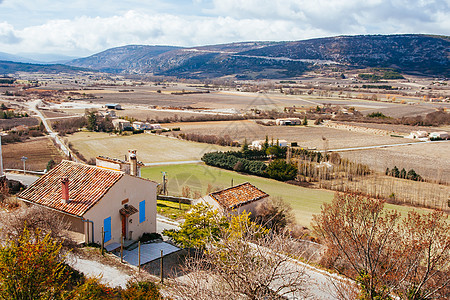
69, 34, 450, 78
239, 34, 450, 77
0, 60, 92, 74
68, 45, 182, 73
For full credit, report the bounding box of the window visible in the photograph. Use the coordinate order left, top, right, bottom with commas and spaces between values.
103, 216, 111, 242
139, 200, 145, 223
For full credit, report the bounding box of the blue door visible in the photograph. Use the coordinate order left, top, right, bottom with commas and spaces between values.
104, 216, 111, 242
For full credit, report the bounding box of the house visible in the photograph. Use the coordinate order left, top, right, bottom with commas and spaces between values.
98, 110, 117, 118
132, 121, 152, 131
251, 139, 288, 150
197, 182, 269, 216
96, 150, 144, 177
105, 103, 122, 110
275, 118, 301, 126
17, 159, 158, 246
112, 119, 132, 130
429, 131, 448, 140
409, 130, 428, 139
150, 124, 162, 130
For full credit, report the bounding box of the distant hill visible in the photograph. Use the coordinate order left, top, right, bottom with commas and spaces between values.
67, 35, 449, 79
0, 60, 92, 75
0, 52, 39, 64
239, 35, 450, 77
68, 45, 183, 73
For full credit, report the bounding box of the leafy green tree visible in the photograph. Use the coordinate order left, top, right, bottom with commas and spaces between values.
86, 110, 97, 131
266, 159, 297, 181
0, 228, 70, 299
400, 168, 407, 179
163, 203, 228, 249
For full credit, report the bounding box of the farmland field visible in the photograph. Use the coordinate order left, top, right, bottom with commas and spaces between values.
339, 141, 450, 182
65, 131, 234, 163
141, 163, 432, 227
165, 120, 413, 149
2, 136, 65, 171
62, 84, 450, 118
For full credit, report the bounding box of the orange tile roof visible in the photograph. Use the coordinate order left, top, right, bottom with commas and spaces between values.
209, 182, 269, 210
18, 160, 124, 217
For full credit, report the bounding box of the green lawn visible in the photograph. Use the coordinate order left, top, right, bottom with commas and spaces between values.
142, 163, 433, 228
157, 200, 191, 220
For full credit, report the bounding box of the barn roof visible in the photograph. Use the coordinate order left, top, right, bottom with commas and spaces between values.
209, 182, 269, 210
18, 160, 124, 217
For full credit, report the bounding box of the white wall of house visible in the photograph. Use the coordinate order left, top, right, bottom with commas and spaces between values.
83, 175, 157, 245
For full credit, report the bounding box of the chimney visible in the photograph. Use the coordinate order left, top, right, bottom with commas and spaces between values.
128, 150, 137, 176
61, 177, 70, 204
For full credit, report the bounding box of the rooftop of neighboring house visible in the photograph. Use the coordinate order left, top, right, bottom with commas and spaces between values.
209, 182, 269, 210
18, 160, 124, 217
96, 155, 145, 167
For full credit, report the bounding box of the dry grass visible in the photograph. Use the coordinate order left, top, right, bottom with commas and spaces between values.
65, 131, 234, 163
339, 142, 450, 183
166, 120, 411, 149
3, 136, 65, 171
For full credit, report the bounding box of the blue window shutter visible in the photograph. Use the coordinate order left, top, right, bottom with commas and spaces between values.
139, 200, 145, 223
103, 217, 111, 242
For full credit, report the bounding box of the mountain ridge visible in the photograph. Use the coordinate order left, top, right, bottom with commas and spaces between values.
67, 34, 449, 78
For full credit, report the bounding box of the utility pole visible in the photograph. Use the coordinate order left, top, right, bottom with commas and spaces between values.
161, 172, 168, 195
21, 156, 27, 175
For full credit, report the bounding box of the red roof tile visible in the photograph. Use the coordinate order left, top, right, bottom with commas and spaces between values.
210, 182, 269, 210
18, 160, 124, 217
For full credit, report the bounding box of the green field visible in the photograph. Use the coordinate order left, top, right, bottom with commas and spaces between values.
142, 163, 433, 227
66, 132, 233, 163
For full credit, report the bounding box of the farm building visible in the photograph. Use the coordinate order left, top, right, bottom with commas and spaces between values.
96, 150, 144, 177
150, 124, 162, 130
112, 119, 132, 130
105, 103, 122, 110
276, 118, 301, 126
132, 122, 152, 130
98, 110, 116, 118
196, 182, 269, 216
251, 139, 288, 150
429, 131, 448, 140
409, 130, 428, 139
17, 159, 158, 246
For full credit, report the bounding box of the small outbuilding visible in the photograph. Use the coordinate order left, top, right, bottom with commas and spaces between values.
276, 118, 301, 126
196, 182, 269, 216
105, 103, 122, 110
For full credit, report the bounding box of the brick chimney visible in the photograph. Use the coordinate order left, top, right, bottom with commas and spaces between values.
128, 150, 137, 176
61, 177, 70, 204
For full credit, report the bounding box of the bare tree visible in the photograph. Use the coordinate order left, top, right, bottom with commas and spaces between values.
1, 206, 75, 251
313, 192, 449, 300
168, 213, 308, 299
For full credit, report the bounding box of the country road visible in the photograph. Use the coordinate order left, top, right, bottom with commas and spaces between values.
26, 100, 72, 158
323, 139, 448, 153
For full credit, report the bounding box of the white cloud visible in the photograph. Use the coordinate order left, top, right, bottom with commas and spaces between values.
0, 22, 21, 44
0, 0, 448, 56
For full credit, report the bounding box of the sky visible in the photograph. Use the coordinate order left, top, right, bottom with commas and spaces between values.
0, 0, 449, 58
